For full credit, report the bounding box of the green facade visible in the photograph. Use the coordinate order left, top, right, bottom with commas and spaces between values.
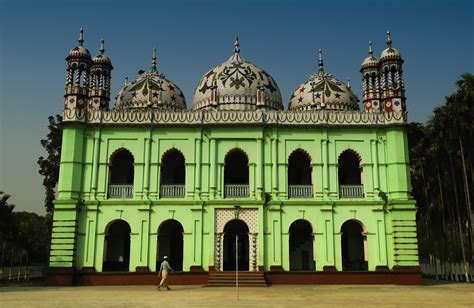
50, 115, 418, 273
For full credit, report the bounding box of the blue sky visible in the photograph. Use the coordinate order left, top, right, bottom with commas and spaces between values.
0, 0, 473, 214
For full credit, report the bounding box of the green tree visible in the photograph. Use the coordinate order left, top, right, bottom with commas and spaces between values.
37, 114, 62, 213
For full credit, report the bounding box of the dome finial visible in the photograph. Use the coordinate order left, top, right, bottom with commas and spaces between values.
386, 30, 392, 48
234, 36, 240, 54
78, 28, 84, 46
368, 41, 373, 56
100, 38, 105, 55
124, 75, 128, 85
318, 49, 324, 72
151, 47, 157, 72
347, 78, 351, 89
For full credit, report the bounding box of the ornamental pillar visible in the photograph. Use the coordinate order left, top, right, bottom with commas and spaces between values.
256, 138, 263, 199
210, 139, 217, 199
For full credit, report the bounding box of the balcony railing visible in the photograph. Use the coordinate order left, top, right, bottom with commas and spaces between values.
108, 184, 133, 199
160, 184, 185, 198
288, 185, 314, 199
224, 184, 250, 199
339, 185, 364, 198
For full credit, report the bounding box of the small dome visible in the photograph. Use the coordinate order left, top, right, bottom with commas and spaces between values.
380, 31, 402, 62
114, 48, 186, 110
289, 50, 359, 111
92, 39, 113, 68
67, 28, 91, 59
192, 37, 283, 111
361, 41, 379, 68
380, 47, 401, 61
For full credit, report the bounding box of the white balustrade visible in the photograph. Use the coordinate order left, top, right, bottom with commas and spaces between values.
160, 184, 185, 198
288, 185, 313, 199
224, 184, 250, 198
108, 184, 133, 199
339, 185, 364, 198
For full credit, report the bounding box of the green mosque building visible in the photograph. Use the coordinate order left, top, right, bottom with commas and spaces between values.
48, 29, 420, 285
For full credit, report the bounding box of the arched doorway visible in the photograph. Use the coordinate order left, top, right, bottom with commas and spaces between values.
224, 149, 249, 198
157, 220, 184, 271
223, 219, 249, 271
289, 220, 314, 271
103, 220, 131, 272
341, 220, 368, 271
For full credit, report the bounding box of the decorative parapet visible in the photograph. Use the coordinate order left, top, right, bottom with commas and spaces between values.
62, 108, 407, 126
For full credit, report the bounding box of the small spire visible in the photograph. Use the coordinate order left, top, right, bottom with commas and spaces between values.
78, 28, 84, 46
386, 30, 392, 48
100, 38, 105, 55
347, 78, 351, 89
318, 49, 324, 71
124, 75, 128, 85
151, 47, 157, 72
368, 41, 373, 56
234, 36, 240, 54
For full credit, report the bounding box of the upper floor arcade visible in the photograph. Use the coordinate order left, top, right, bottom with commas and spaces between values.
56, 123, 411, 203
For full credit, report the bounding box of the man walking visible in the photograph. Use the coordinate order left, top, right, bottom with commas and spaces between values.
158, 256, 174, 291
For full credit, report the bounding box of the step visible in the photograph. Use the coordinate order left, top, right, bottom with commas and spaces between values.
206, 271, 267, 287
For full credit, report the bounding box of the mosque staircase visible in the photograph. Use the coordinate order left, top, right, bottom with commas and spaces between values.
206, 271, 267, 287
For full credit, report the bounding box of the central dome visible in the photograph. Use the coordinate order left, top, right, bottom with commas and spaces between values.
192, 38, 283, 111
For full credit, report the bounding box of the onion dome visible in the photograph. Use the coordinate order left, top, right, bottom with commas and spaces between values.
66, 28, 91, 60
114, 48, 186, 110
361, 41, 379, 69
289, 50, 359, 111
192, 37, 283, 111
380, 31, 402, 62
92, 39, 113, 68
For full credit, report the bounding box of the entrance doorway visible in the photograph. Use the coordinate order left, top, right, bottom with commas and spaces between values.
223, 219, 249, 271
341, 220, 368, 271
289, 220, 315, 271
103, 220, 131, 272
157, 220, 184, 271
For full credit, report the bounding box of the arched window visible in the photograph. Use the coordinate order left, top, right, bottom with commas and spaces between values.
288, 149, 313, 199
341, 220, 368, 271
108, 149, 134, 198
338, 150, 364, 198
371, 72, 377, 91
157, 220, 184, 271
289, 220, 314, 271
160, 149, 185, 198
390, 66, 398, 88
103, 220, 131, 272
224, 149, 249, 198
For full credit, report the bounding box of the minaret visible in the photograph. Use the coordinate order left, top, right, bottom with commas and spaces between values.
379, 31, 405, 112
89, 38, 114, 110
360, 41, 381, 112
64, 28, 92, 112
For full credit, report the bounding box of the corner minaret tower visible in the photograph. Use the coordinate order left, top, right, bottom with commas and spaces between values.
379, 31, 406, 112
89, 38, 114, 110
64, 28, 92, 111
360, 41, 381, 112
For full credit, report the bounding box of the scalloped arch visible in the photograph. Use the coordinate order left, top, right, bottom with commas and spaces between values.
109, 147, 135, 165
288, 148, 312, 163
337, 148, 362, 164
160, 147, 186, 163
224, 147, 249, 162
